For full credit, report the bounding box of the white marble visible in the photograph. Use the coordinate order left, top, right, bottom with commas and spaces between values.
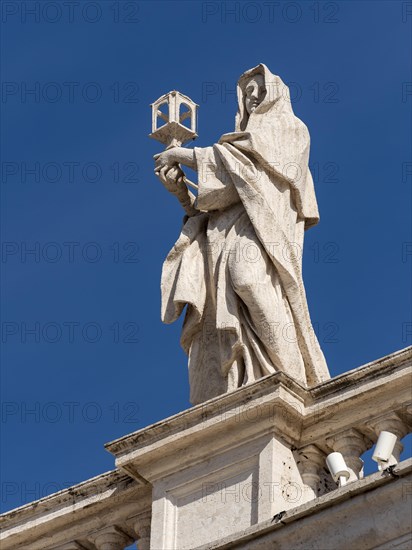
106, 347, 411, 550
0, 347, 411, 550
153, 64, 330, 404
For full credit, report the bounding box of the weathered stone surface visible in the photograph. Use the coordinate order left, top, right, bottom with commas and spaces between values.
105, 346, 411, 549
0, 470, 151, 550
153, 64, 330, 404
195, 458, 412, 550
1, 347, 411, 550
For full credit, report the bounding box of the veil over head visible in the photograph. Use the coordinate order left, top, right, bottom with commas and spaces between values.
220, 63, 320, 229
236, 63, 293, 131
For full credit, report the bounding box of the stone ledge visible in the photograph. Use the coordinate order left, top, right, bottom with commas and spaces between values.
105, 347, 411, 483
106, 347, 411, 460
0, 470, 135, 526
195, 458, 412, 550
0, 469, 151, 550
309, 346, 412, 399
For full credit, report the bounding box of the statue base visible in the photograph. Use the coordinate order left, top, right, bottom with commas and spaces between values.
105, 347, 411, 549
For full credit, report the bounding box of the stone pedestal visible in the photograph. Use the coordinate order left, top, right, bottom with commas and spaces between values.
105, 347, 412, 549
107, 382, 309, 548
150, 434, 304, 548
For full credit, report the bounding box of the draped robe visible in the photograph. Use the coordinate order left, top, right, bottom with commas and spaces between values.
161, 64, 330, 404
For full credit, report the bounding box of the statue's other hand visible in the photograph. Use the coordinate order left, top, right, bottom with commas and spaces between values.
153, 150, 177, 172
156, 165, 186, 195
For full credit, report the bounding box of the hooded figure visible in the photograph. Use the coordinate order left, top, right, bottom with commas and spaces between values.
159, 64, 330, 404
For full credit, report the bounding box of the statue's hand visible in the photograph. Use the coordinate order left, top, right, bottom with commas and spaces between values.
155, 164, 186, 195
153, 149, 178, 173
154, 147, 196, 172
154, 157, 197, 216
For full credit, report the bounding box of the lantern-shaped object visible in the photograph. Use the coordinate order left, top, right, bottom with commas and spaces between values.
150, 91, 198, 148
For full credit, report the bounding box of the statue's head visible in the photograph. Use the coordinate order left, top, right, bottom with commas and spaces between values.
244, 74, 266, 115
236, 64, 294, 131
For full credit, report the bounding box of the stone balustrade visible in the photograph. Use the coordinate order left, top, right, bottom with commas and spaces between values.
1, 346, 411, 550
0, 469, 151, 550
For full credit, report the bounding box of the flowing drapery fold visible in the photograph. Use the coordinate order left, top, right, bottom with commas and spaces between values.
161, 64, 330, 404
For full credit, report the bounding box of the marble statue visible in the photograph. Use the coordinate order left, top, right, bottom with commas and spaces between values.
153, 64, 330, 404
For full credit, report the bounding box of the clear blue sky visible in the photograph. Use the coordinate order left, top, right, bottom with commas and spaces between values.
1, 0, 411, 513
